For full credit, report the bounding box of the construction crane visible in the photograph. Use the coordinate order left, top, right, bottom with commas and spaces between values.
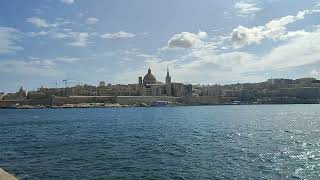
62, 79, 74, 96
63, 79, 77, 88
62, 79, 82, 88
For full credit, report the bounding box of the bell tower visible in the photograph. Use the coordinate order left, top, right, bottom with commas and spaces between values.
165, 68, 172, 96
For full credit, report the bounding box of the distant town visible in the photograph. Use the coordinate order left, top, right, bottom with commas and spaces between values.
1, 68, 320, 108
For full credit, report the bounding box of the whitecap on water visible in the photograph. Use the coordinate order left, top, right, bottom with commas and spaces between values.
33, 115, 39, 119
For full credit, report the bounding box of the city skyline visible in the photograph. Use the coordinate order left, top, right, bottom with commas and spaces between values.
2, 66, 319, 94
1, 0, 320, 92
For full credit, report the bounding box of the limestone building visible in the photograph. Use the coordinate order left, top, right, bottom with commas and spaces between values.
138, 68, 192, 97
21, 68, 192, 99
3, 87, 27, 100
0, 92, 4, 100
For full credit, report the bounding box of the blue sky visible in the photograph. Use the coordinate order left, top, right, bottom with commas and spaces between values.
0, 0, 320, 92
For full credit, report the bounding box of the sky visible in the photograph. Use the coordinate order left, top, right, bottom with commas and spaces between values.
0, 0, 320, 92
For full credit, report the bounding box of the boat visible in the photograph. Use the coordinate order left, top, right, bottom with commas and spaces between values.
150, 101, 172, 107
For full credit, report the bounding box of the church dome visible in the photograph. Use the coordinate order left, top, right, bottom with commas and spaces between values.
143, 68, 157, 84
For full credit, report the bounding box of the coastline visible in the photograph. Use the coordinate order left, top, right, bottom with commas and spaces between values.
1, 102, 319, 109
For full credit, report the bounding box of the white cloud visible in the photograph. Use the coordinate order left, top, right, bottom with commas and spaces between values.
109, 4, 320, 84
27, 17, 57, 28
230, 9, 319, 48
197, 31, 208, 39
0, 59, 61, 77
27, 30, 71, 39
61, 0, 74, 5
101, 31, 136, 39
0, 27, 23, 54
51, 32, 70, 39
0, 56, 80, 77
85, 17, 99, 24
234, 1, 262, 17
278, 30, 311, 41
69, 32, 89, 47
256, 30, 320, 70
231, 26, 264, 48
207, 29, 320, 79
146, 21, 320, 84
310, 69, 320, 77
27, 31, 49, 37
55, 57, 80, 63
167, 31, 208, 49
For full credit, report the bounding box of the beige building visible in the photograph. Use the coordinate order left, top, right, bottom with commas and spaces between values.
0, 92, 4, 100
21, 68, 192, 99
3, 87, 27, 100
138, 68, 192, 97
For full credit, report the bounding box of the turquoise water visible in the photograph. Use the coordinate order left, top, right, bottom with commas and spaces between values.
1, 105, 320, 179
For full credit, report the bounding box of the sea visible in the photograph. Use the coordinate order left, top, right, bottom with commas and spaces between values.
0, 105, 320, 179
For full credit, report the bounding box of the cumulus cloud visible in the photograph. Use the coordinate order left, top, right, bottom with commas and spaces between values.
27, 17, 57, 28
231, 9, 318, 48
148, 19, 320, 84
101, 31, 136, 39
234, 1, 262, 17
176, 30, 320, 83
167, 31, 208, 49
231, 26, 264, 48
197, 31, 208, 39
61, 0, 74, 5
0, 27, 23, 54
85, 17, 99, 24
69, 32, 89, 47
257, 30, 320, 69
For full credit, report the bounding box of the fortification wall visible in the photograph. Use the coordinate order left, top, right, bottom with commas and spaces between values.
23, 98, 51, 106
0, 100, 20, 107
1, 96, 234, 107
52, 96, 116, 106
279, 87, 320, 98
0, 98, 51, 107
182, 96, 232, 105
116, 96, 182, 105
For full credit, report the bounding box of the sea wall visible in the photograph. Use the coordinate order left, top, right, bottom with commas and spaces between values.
116, 96, 182, 105
50, 96, 182, 106
0, 100, 20, 107
51, 96, 116, 106
182, 96, 233, 105
0, 98, 52, 107
0, 96, 235, 107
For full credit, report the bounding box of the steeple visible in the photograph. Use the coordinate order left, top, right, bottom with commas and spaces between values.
165, 67, 172, 96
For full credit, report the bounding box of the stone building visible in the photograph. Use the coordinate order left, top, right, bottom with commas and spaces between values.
23, 68, 192, 99
3, 87, 27, 100
0, 92, 4, 100
138, 68, 192, 97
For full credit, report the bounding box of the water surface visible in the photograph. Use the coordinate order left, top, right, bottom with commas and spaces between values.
1, 105, 320, 179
